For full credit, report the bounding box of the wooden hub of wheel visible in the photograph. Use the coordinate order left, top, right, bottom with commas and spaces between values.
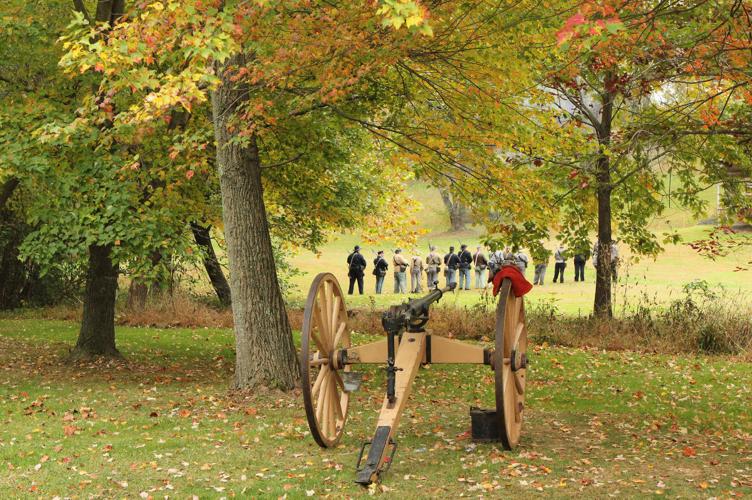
493, 278, 528, 449
300, 273, 351, 448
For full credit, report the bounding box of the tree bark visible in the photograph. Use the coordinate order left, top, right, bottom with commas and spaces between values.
70, 244, 120, 359
211, 54, 298, 390
0, 177, 19, 210
191, 222, 232, 307
0, 219, 26, 310
593, 158, 613, 317
593, 87, 615, 318
0, 178, 24, 309
439, 188, 470, 231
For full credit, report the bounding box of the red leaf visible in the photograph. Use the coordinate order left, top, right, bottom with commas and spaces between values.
569, 12, 586, 26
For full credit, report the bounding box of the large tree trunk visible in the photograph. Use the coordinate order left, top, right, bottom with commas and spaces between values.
439, 188, 470, 231
191, 222, 232, 307
70, 244, 120, 359
211, 54, 298, 390
593, 88, 615, 318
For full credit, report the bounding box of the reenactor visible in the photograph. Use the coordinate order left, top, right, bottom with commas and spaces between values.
372, 250, 388, 294
410, 252, 424, 293
425, 245, 442, 289
458, 244, 473, 290
443, 246, 459, 287
473, 246, 488, 289
346, 245, 367, 295
393, 249, 409, 294
553, 245, 567, 283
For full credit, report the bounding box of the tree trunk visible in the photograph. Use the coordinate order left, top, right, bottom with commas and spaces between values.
70, 244, 120, 359
593, 159, 613, 317
439, 188, 470, 231
0, 177, 19, 210
191, 222, 232, 307
0, 178, 24, 309
211, 54, 298, 390
593, 87, 615, 318
0, 222, 26, 310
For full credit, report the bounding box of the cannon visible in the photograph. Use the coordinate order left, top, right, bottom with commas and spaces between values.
299, 271, 528, 486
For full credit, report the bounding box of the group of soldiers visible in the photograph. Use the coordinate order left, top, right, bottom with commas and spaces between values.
346, 239, 622, 295
538, 240, 620, 285
345, 244, 529, 295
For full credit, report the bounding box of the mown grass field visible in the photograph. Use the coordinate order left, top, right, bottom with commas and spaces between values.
1, 320, 751, 498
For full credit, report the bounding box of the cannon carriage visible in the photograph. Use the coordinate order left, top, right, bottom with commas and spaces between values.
299, 271, 528, 485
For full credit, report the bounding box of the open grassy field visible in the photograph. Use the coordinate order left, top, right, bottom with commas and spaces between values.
285, 183, 752, 315
1, 319, 751, 498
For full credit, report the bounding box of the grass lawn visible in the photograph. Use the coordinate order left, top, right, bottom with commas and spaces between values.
1, 319, 751, 498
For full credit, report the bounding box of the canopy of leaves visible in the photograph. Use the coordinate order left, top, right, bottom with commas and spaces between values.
58, 0, 558, 250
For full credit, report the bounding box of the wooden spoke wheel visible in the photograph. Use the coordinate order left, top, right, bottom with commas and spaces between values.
301, 273, 351, 448
494, 278, 528, 449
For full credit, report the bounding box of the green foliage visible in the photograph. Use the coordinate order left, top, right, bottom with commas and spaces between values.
58, 0, 557, 250
0, 1, 219, 284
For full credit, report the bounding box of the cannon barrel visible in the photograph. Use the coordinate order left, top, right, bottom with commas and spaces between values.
407, 282, 456, 317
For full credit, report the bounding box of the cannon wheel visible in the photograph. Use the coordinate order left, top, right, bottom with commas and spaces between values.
301, 273, 351, 448
494, 278, 527, 449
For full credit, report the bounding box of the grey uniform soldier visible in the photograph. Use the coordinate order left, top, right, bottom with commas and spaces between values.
592, 240, 620, 282
533, 248, 549, 286
425, 246, 442, 289
488, 248, 507, 276
610, 241, 620, 282
553, 245, 566, 283
514, 247, 529, 276
410, 253, 424, 293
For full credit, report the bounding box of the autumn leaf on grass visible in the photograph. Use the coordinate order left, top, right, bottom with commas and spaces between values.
63, 425, 77, 436
456, 430, 471, 440
682, 446, 697, 457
